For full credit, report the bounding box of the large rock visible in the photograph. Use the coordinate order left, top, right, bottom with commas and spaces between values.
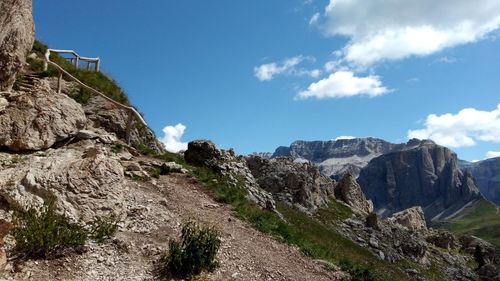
0, 142, 126, 222
335, 173, 373, 214
0, 0, 35, 91
0, 81, 86, 151
459, 235, 497, 265
184, 140, 222, 167
83, 95, 165, 154
246, 156, 335, 213
388, 206, 427, 231
357, 141, 482, 219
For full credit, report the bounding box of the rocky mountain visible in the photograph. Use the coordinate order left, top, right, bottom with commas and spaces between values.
0, 1, 497, 280
357, 140, 482, 220
460, 157, 500, 205
271, 138, 423, 179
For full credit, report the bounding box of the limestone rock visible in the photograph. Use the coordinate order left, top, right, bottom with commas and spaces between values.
461, 157, 500, 205
0, 0, 35, 91
246, 155, 335, 213
83, 95, 164, 154
0, 143, 126, 222
388, 206, 427, 231
0, 81, 86, 151
459, 235, 497, 265
184, 140, 222, 167
335, 173, 373, 214
358, 141, 482, 219
426, 230, 458, 250
271, 138, 423, 179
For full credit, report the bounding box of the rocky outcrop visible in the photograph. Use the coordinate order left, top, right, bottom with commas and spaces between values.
245, 156, 335, 213
334, 173, 373, 214
0, 141, 126, 222
0, 0, 34, 91
0, 80, 86, 151
83, 95, 165, 155
357, 141, 482, 219
388, 207, 427, 231
461, 157, 500, 205
271, 138, 423, 179
184, 140, 276, 211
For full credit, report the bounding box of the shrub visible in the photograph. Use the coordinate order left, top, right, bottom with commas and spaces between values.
12, 201, 87, 258
163, 220, 221, 278
90, 214, 120, 243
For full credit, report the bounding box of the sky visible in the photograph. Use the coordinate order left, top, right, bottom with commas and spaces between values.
34, 0, 500, 161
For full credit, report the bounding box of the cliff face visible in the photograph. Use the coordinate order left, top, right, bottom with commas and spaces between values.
0, 0, 34, 91
271, 138, 422, 179
461, 157, 500, 205
357, 141, 482, 220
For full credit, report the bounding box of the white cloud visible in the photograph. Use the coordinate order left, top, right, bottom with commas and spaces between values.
406, 77, 420, 83
436, 56, 460, 64
334, 136, 356, 141
486, 151, 500, 159
319, 0, 500, 67
309, 13, 320, 26
254, 56, 320, 81
297, 71, 391, 99
160, 123, 188, 153
408, 104, 500, 148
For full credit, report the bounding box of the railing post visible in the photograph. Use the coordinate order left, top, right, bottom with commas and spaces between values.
57, 72, 63, 94
75, 56, 79, 68
95, 59, 100, 72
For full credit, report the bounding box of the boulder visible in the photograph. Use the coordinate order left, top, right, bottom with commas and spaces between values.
0, 144, 126, 222
365, 213, 380, 230
388, 206, 427, 231
160, 162, 185, 174
184, 140, 222, 167
246, 156, 335, 213
83, 95, 165, 154
0, 0, 35, 91
459, 235, 497, 265
0, 81, 86, 151
426, 230, 458, 250
335, 173, 373, 214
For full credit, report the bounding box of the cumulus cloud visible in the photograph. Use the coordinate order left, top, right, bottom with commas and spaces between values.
319, 0, 500, 67
160, 123, 188, 153
486, 151, 500, 159
297, 71, 391, 99
408, 104, 500, 148
309, 13, 320, 26
334, 136, 356, 141
254, 56, 321, 81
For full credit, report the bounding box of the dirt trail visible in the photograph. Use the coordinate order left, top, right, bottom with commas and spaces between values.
1, 168, 344, 281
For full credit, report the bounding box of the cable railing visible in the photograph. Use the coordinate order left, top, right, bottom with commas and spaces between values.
43, 49, 148, 131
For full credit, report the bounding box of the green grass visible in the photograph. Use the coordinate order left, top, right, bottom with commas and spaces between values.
30, 40, 130, 106
433, 199, 500, 247
189, 166, 445, 281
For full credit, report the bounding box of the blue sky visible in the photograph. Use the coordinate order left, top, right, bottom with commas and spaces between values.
34, 0, 500, 161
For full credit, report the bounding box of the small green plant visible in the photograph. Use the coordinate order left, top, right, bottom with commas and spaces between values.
90, 214, 120, 243
12, 201, 87, 258
110, 143, 124, 154
148, 167, 161, 179
163, 220, 221, 279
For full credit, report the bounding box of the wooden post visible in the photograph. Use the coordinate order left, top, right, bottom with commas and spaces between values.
95, 59, 100, 72
57, 72, 63, 94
